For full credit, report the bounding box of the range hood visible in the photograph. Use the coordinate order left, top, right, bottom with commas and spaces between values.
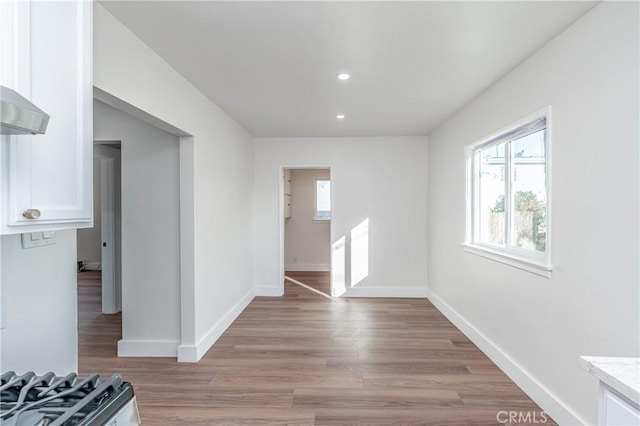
0, 85, 49, 135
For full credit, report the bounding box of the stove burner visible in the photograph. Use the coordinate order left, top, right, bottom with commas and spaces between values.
0, 371, 134, 426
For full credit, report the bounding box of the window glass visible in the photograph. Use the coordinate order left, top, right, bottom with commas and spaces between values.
316, 179, 331, 219
467, 113, 549, 266
478, 142, 505, 246
510, 129, 546, 251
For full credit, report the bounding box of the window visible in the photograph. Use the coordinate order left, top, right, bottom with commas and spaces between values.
465, 109, 551, 276
314, 179, 331, 221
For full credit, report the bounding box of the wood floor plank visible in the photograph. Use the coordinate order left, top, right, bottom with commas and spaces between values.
313, 408, 513, 425
139, 407, 316, 426
292, 388, 462, 409
77, 270, 556, 425
362, 372, 519, 391
136, 385, 294, 408
209, 369, 364, 390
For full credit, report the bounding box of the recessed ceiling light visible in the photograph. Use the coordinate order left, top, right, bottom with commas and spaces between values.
337, 73, 350, 81
336, 114, 345, 120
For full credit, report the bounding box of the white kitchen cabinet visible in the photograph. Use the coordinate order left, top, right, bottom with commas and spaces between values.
581, 357, 640, 426
0, 0, 93, 235
601, 387, 640, 426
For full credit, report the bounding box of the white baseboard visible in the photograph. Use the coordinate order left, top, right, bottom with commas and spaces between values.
176, 344, 198, 363
117, 339, 178, 357
254, 286, 283, 297
343, 286, 427, 298
177, 288, 254, 363
426, 289, 586, 426
285, 263, 330, 272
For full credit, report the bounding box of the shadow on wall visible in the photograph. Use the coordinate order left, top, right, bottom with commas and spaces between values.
331, 218, 370, 296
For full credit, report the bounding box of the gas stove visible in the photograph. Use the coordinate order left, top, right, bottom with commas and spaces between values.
0, 371, 140, 426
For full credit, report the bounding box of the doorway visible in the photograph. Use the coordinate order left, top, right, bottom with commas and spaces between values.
281, 167, 332, 297
76, 142, 122, 314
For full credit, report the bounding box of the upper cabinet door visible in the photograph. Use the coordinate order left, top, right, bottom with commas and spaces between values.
0, 0, 93, 234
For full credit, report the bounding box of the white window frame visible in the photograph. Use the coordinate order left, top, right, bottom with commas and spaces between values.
314, 178, 331, 222
463, 106, 552, 278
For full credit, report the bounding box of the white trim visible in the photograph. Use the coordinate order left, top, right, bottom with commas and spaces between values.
177, 288, 254, 363
285, 263, 331, 272
467, 107, 551, 151
179, 136, 196, 356
93, 87, 190, 137
546, 108, 554, 275
278, 165, 333, 298
464, 106, 552, 271
254, 286, 283, 297
462, 243, 552, 278
176, 344, 198, 363
94, 143, 122, 313
99, 156, 117, 314
343, 286, 427, 298
426, 289, 587, 426
117, 339, 179, 357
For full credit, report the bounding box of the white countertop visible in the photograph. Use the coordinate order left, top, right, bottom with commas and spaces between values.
580, 356, 640, 406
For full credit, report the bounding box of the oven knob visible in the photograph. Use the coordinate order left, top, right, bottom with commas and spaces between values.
23, 209, 41, 219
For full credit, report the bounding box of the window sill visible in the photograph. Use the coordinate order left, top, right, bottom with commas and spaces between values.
313, 218, 331, 224
462, 243, 552, 278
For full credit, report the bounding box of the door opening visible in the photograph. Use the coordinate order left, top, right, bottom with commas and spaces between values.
76, 141, 122, 315
280, 167, 333, 298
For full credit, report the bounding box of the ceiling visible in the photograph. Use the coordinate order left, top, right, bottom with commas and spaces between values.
100, 1, 598, 138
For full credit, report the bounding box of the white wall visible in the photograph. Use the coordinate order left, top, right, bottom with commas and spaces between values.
77, 159, 102, 268
254, 136, 428, 297
285, 169, 330, 271
427, 2, 639, 425
93, 100, 181, 356
0, 230, 78, 374
94, 5, 255, 361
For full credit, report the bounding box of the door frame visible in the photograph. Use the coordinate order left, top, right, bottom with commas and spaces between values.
94, 87, 197, 361
278, 165, 333, 296
94, 141, 120, 314
100, 155, 116, 314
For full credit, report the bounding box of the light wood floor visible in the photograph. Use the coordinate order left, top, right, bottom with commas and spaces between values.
78, 271, 554, 425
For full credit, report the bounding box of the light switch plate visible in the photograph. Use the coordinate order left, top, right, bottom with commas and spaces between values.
21, 232, 56, 249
